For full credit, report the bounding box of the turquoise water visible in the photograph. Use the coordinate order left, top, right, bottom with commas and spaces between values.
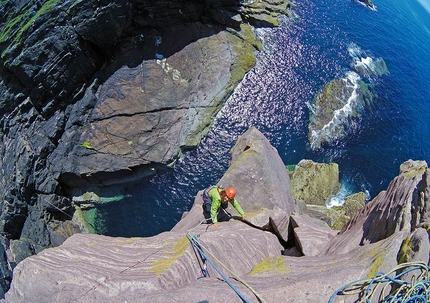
91, 0, 430, 237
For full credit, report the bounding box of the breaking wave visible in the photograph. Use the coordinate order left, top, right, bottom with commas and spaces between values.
348, 43, 389, 77
309, 71, 364, 149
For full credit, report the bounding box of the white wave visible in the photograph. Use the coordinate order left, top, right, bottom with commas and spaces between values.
348, 43, 389, 76
327, 185, 371, 208
417, 0, 430, 14
355, 56, 373, 70
309, 72, 361, 149
326, 183, 353, 208
347, 42, 363, 59
354, 0, 377, 11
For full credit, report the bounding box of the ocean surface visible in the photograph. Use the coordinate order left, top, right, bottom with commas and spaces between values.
87, 0, 430, 237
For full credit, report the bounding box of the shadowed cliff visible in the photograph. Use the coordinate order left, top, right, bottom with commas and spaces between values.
0, 0, 292, 296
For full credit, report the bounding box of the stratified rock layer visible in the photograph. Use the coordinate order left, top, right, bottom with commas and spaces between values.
2, 131, 430, 303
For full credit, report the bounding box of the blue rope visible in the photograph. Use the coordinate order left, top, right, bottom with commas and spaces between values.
186, 233, 251, 303
328, 262, 430, 303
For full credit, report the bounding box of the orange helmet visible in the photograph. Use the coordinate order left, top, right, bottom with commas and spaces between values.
225, 187, 236, 199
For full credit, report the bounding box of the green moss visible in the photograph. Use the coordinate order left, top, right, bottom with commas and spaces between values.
420, 223, 430, 231
397, 236, 412, 264
366, 254, 384, 279
66, 0, 84, 14
249, 256, 291, 275
80, 141, 93, 149
17, 0, 58, 41
1, 0, 59, 58
72, 206, 97, 234
147, 237, 189, 276
228, 23, 261, 90
0, 12, 27, 42
286, 164, 296, 178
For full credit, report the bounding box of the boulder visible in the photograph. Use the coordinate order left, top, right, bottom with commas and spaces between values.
290, 214, 338, 256
306, 204, 351, 230
291, 159, 340, 205
340, 191, 367, 216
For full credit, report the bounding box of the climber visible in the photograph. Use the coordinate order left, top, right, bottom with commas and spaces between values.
202, 186, 246, 227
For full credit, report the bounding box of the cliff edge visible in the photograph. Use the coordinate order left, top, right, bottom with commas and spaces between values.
2, 128, 429, 302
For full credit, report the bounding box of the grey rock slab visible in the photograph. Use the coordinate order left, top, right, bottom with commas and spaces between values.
4, 221, 282, 303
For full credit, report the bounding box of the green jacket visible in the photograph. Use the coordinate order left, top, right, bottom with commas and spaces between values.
208, 187, 245, 223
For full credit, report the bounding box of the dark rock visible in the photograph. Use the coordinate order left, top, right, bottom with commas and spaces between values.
9, 240, 35, 265
0, 242, 12, 298
48, 220, 82, 247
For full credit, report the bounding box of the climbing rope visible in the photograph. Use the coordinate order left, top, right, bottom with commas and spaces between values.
186, 220, 267, 303
328, 261, 430, 303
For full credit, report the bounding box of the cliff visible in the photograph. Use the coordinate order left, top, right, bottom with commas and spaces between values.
2, 127, 429, 302
0, 0, 290, 295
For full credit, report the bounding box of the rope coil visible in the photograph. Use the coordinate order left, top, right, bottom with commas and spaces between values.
329, 262, 430, 303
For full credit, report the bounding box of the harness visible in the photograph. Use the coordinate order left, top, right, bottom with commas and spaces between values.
202, 186, 228, 212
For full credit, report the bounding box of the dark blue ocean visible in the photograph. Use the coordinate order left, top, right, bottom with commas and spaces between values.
89, 0, 430, 237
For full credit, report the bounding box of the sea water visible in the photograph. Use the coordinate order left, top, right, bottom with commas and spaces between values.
90, 0, 430, 237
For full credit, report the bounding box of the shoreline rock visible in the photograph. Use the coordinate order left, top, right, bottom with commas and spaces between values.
0, 1, 292, 293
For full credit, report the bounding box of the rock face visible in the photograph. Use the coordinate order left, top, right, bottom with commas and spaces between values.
2, 131, 430, 303
291, 159, 340, 205
0, 0, 291, 293
173, 127, 294, 244
219, 127, 295, 242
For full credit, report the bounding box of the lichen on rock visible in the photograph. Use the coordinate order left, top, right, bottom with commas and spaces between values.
291, 159, 340, 206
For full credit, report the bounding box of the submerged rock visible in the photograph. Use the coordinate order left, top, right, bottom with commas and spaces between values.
353, 56, 389, 76
308, 72, 374, 149
348, 43, 389, 77
356, 0, 376, 9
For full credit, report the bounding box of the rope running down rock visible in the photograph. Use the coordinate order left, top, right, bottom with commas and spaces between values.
186, 219, 267, 303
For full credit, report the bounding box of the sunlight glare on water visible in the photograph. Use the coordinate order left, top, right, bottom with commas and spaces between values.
90, 0, 430, 237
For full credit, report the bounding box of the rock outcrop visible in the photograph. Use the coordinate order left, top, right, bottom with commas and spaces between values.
357, 0, 376, 9
2, 130, 429, 303
291, 159, 340, 205
308, 72, 375, 149
0, 0, 291, 293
